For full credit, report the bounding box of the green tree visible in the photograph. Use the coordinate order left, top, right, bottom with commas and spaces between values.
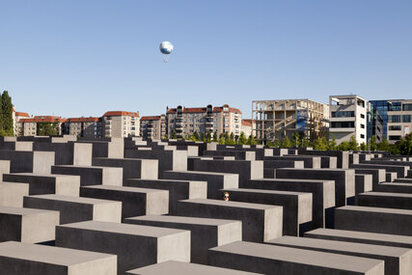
397, 134, 412, 155
313, 137, 328, 151
37, 122, 58, 136
200, 132, 206, 142
360, 143, 367, 151
348, 135, 359, 151
206, 132, 212, 142
212, 131, 218, 142
2, 91, 13, 136
281, 136, 292, 148
171, 131, 177, 139
337, 141, 350, 151
292, 132, 302, 148
328, 136, 337, 151
238, 132, 247, 145
193, 131, 200, 141
370, 135, 377, 151
246, 135, 257, 145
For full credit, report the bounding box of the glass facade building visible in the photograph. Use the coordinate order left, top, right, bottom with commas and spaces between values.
369, 100, 389, 139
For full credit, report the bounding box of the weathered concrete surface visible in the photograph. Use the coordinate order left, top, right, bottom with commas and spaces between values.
81, 185, 169, 218
175, 198, 282, 242
275, 168, 355, 206
125, 261, 259, 275
0, 206, 59, 243
125, 179, 206, 213
355, 168, 386, 189
0, 241, 117, 275
268, 236, 412, 275
220, 188, 312, 236
92, 157, 158, 182
352, 163, 409, 178
24, 194, 122, 224
3, 173, 80, 196
264, 155, 321, 168
386, 172, 398, 182
208, 241, 384, 275
124, 215, 241, 264
56, 221, 190, 274
356, 192, 412, 210
51, 165, 123, 186
248, 178, 335, 228
162, 170, 238, 199
0, 182, 29, 207
355, 174, 373, 196
334, 205, 412, 236
305, 228, 412, 249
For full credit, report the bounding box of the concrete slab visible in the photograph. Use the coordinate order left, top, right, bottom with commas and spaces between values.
248, 178, 335, 228
124, 215, 241, 264
208, 241, 384, 275
174, 198, 282, 242
80, 185, 169, 218
355, 168, 386, 189
356, 192, 412, 210
268, 236, 412, 275
125, 261, 259, 275
162, 170, 238, 199
0, 182, 29, 207
0, 241, 117, 275
3, 173, 80, 196
51, 165, 123, 186
56, 221, 190, 273
355, 174, 373, 195
335, 205, 412, 236
352, 163, 409, 178
0, 206, 59, 243
305, 228, 412, 249
23, 194, 122, 224
220, 188, 312, 236
125, 179, 206, 214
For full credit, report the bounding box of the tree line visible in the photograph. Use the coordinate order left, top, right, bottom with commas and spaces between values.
0, 91, 14, 136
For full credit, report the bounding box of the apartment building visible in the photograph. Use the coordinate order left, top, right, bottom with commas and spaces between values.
241, 119, 254, 138
386, 99, 412, 143
17, 116, 65, 136
14, 112, 30, 135
329, 95, 368, 145
252, 99, 328, 142
65, 117, 101, 138
140, 115, 166, 140
166, 104, 242, 138
102, 111, 140, 138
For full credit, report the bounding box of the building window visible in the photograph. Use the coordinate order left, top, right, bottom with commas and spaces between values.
389, 135, 401, 141
403, 115, 411, 123
331, 122, 355, 128
389, 125, 402, 131
403, 104, 412, 111
331, 111, 354, 118
360, 134, 365, 139
360, 114, 365, 119
360, 124, 365, 129
389, 102, 402, 111
388, 115, 401, 123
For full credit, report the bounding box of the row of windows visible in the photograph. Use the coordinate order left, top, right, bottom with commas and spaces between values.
388, 115, 412, 123
331, 111, 354, 118
331, 122, 355, 128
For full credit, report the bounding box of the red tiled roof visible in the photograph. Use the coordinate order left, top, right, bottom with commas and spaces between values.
15, 112, 30, 117
242, 119, 253, 126
103, 111, 139, 117
141, 116, 161, 121
20, 116, 65, 123
67, 117, 100, 122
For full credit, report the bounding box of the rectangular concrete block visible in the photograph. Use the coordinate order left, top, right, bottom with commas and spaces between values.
356, 192, 412, 210
175, 198, 282, 242
125, 261, 258, 275
124, 215, 242, 264
221, 188, 312, 236
23, 194, 122, 224
249, 178, 335, 228
305, 228, 412, 249
80, 185, 169, 218
374, 182, 412, 193
92, 158, 158, 182
352, 163, 409, 178
386, 172, 397, 182
0, 182, 29, 207
0, 241, 117, 275
0, 206, 59, 243
125, 179, 207, 214
51, 165, 123, 186
355, 174, 373, 195
208, 241, 384, 275
265, 155, 321, 168
276, 168, 355, 206
268, 236, 412, 275
334, 205, 412, 236
33, 151, 55, 174
73, 143, 93, 166
56, 221, 190, 273
3, 173, 80, 196
162, 170, 239, 199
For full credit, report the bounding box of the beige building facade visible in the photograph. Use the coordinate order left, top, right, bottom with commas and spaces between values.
140, 115, 166, 140
387, 99, 412, 143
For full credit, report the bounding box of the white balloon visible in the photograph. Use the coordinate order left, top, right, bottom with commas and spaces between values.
160, 41, 174, 55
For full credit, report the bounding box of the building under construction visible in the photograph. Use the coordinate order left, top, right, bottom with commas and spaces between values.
252, 99, 329, 143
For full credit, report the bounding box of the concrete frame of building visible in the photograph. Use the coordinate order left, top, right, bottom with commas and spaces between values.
140, 115, 167, 140
252, 99, 329, 143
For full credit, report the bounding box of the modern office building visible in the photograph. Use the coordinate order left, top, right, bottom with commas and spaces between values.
140, 115, 167, 140
252, 99, 329, 142
166, 104, 242, 138
367, 105, 384, 143
386, 99, 412, 143
329, 95, 368, 145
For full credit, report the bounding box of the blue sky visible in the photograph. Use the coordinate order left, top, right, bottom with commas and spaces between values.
1, 0, 411, 119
